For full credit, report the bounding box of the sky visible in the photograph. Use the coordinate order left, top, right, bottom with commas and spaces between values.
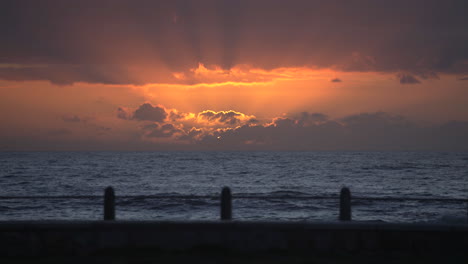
1, 0, 468, 151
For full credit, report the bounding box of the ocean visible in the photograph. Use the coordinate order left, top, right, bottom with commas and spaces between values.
0, 151, 467, 223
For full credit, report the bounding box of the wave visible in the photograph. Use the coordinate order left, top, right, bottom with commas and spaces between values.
362, 164, 422, 171
0, 206, 11, 212
362, 162, 455, 171
235, 190, 315, 198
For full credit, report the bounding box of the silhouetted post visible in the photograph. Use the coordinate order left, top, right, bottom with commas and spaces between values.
104, 187, 115, 220
221, 187, 232, 220
339, 187, 351, 221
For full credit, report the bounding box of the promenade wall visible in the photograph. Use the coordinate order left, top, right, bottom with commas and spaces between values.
1, 221, 467, 257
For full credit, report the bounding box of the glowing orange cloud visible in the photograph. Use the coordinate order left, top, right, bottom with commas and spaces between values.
195, 110, 256, 127
152, 63, 334, 88
128, 63, 348, 119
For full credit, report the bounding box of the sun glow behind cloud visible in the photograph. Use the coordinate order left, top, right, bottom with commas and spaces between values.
143, 63, 331, 88
128, 63, 353, 118
1, 0, 468, 150
0, 69, 467, 151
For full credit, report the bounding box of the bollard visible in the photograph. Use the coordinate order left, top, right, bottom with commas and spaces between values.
104, 186, 115, 220
339, 187, 351, 221
220, 187, 232, 220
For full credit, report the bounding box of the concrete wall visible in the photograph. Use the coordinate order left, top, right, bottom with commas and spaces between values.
0, 221, 467, 257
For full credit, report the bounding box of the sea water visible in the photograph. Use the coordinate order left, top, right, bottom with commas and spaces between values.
0, 151, 467, 223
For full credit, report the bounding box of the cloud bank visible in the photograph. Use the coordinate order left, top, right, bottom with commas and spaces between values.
1, 0, 467, 85
398, 73, 421, 85
112, 103, 468, 151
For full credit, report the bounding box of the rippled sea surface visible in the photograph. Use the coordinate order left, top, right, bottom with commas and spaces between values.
0, 152, 467, 223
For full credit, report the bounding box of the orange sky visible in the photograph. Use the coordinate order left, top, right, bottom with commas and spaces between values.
1, 0, 467, 150
0, 63, 467, 150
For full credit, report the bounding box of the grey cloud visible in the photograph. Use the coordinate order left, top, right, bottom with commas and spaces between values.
331, 78, 342, 83
177, 128, 203, 142
4, 109, 468, 151
146, 123, 184, 138
459, 77, 468, 81
295, 112, 329, 126
398, 73, 421, 84
133, 103, 167, 122
272, 118, 296, 128
142, 123, 159, 130
118, 103, 169, 122
197, 112, 468, 151
0, 64, 171, 85
119, 105, 255, 129
340, 112, 408, 128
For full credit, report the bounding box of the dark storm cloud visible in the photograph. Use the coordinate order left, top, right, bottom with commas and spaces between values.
145, 123, 185, 138
398, 73, 421, 84
115, 104, 468, 151
201, 112, 468, 151
132, 103, 168, 122
0, 64, 173, 85
295, 112, 329, 126
1, 0, 467, 84
117, 103, 170, 122
0, 65, 128, 85
340, 112, 408, 127
117, 103, 175, 123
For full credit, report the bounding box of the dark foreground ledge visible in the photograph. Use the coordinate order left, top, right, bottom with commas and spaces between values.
1, 221, 467, 262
